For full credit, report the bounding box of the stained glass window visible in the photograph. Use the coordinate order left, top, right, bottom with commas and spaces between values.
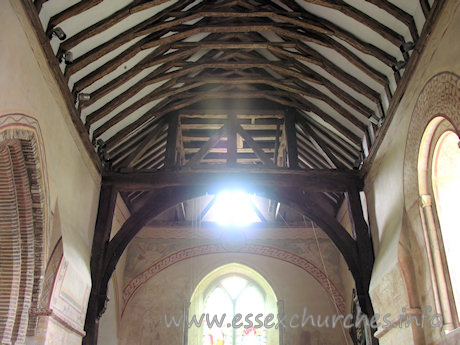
202, 276, 267, 345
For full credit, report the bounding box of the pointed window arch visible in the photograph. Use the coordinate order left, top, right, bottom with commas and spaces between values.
202, 275, 266, 345
188, 264, 279, 345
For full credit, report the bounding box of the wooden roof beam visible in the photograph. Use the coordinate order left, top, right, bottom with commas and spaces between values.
59, 0, 197, 52
121, 120, 168, 169
86, 58, 371, 134
46, 0, 103, 37
364, 0, 419, 41
278, 0, 404, 46
104, 168, 363, 192
297, 116, 347, 170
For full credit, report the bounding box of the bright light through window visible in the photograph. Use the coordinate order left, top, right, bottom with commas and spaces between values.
209, 190, 261, 226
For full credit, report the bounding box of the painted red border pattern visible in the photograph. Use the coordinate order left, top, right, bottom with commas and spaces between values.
122, 244, 346, 315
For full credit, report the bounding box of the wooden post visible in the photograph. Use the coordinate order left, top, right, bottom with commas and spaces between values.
226, 112, 237, 167
83, 185, 117, 345
346, 187, 378, 344
165, 113, 179, 169
285, 110, 298, 169
273, 119, 281, 166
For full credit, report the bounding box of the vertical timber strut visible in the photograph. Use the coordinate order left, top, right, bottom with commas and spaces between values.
83, 185, 117, 345
346, 187, 378, 344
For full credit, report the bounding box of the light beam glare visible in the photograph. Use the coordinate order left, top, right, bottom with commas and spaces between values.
211, 190, 260, 226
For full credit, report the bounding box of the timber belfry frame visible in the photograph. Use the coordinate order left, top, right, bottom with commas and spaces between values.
83, 168, 375, 345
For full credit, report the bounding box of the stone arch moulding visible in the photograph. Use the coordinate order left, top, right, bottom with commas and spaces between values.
404, 72, 460, 205
120, 245, 346, 316
402, 72, 460, 340
0, 113, 50, 340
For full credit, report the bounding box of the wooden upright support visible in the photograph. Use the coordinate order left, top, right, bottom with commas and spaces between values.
346, 187, 378, 344
226, 112, 237, 166
164, 113, 179, 169
285, 109, 298, 169
83, 185, 117, 345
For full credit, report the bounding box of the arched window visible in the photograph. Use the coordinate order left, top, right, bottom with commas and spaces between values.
431, 130, 460, 313
418, 117, 460, 331
202, 275, 266, 345
188, 263, 278, 345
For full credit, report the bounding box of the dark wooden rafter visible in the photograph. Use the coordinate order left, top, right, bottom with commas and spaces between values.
363, 0, 419, 41
34, 0, 48, 13
73, 45, 199, 98
119, 119, 168, 169
63, 12, 397, 79
90, 82, 364, 152
78, 38, 384, 110
46, 0, 104, 38
420, 0, 431, 18
284, 0, 404, 45
82, 35, 225, 124
32, 0, 431, 180
59, 0, 196, 53
296, 113, 347, 169
78, 35, 374, 150
111, 129, 166, 168
297, 140, 331, 169
307, 117, 360, 159
85, 63, 369, 139
62, 0, 205, 76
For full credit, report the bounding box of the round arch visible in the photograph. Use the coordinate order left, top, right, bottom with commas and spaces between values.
403, 72, 460, 335
0, 113, 50, 342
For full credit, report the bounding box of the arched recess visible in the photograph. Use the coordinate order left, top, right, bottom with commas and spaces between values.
0, 113, 50, 343
403, 72, 460, 339
188, 263, 279, 345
